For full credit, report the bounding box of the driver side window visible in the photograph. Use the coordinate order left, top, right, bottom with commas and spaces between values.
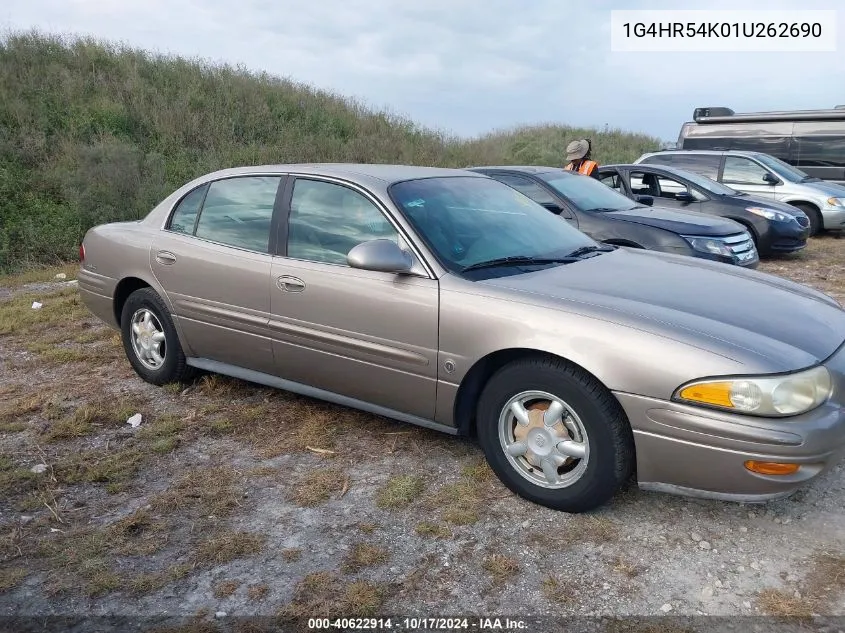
287, 179, 399, 265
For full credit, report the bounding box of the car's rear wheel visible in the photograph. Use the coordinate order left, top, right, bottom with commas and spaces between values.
476, 357, 634, 513
792, 203, 822, 236
120, 288, 194, 385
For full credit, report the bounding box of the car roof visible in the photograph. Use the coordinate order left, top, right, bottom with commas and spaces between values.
640, 149, 762, 158
193, 163, 486, 187
602, 163, 698, 177
466, 165, 571, 176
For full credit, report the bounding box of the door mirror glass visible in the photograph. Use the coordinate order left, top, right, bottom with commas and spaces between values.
347, 239, 414, 274
763, 172, 780, 185
634, 194, 654, 206
674, 191, 695, 203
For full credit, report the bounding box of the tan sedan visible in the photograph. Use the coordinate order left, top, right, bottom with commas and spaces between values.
79, 164, 845, 512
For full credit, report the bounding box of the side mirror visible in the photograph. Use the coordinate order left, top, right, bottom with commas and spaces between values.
634, 194, 654, 206
347, 239, 414, 274
541, 202, 564, 214
763, 172, 780, 185
674, 191, 695, 203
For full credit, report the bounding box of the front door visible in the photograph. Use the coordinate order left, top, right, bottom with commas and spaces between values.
269, 177, 440, 419
150, 175, 283, 374
721, 156, 778, 200
629, 170, 705, 212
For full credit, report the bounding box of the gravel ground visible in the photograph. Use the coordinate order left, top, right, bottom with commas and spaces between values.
1, 239, 844, 632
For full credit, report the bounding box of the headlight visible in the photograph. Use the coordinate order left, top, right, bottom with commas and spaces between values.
826, 197, 845, 208
684, 236, 733, 257
673, 365, 832, 417
746, 206, 792, 222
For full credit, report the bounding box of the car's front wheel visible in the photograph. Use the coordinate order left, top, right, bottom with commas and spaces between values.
476, 357, 634, 513
120, 287, 194, 385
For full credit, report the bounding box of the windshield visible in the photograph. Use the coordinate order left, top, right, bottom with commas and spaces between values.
539, 172, 637, 212
389, 176, 597, 274
659, 166, 739, 196
755, 154, 810, 182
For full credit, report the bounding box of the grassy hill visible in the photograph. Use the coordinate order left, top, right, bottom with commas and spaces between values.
0, 32, 662, 271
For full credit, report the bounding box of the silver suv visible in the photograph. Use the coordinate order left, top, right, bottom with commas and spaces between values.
635, 149, 845, 236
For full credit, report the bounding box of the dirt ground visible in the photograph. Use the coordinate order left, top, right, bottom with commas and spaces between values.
1, 237, 844, 631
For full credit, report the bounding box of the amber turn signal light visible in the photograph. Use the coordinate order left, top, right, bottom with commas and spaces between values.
744, 461, 800, 476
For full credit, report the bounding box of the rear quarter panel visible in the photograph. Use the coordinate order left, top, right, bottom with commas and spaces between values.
78, 222, 164, 327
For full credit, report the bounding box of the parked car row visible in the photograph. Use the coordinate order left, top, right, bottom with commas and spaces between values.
635, 149, 845, 236
78, 162, 845, 514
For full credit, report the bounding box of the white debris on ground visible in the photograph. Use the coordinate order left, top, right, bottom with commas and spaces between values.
29, 464, 48, 474
126, 413, 143, 428
31, 301, 42, 310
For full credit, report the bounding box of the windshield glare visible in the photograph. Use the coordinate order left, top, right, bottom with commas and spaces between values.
755, 154, 809, 182
661, 167, 738, 195
539, 172, 636, 212
389, 176, 596, 274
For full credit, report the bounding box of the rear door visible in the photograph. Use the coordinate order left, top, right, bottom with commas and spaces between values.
150, 175, 284, 374
268, 176, 440, 419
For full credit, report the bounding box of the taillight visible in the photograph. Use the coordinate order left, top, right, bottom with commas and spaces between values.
79, 243, 86, 262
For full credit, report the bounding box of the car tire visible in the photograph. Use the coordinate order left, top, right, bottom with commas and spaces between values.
476, 357, 635, 513
120, 288, 195, 385
793, 203, 822, 237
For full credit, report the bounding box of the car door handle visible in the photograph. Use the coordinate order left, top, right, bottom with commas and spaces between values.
277, 275, 305, 293
156, 251, 177, 265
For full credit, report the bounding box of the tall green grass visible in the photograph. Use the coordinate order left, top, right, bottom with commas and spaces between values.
0, 31, 661, 271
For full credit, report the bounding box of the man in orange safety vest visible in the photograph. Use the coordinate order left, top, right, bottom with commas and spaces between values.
564, 139, 599, 179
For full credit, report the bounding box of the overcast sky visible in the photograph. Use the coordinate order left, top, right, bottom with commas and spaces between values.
3, 0, 844, 142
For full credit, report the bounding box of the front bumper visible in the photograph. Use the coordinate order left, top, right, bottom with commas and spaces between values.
821, 206, 845, 230
759, 221, 809, 255
614, 346, 845, 501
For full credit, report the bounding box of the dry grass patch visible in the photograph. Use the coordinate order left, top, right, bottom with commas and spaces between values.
756, 588, 816, 618
0, 264, 78, 289
129, 564, 192, 596
278, 571, 386, 618
527, 515, 619, 549
281, 548, 302, 562
213, 580, 240, 598
41, 530, 123, 597
612, 556, 642, 578
151, 466, 242, 518
42, 395, 145, 442
0, 566, 28, 593
415, 522, 452, 539
107, 508, 170, 556
358, 522, 379, 534
342, 543, 389, 574
247, 583, 269, 601
55, 444, 146, 494
541, 575, 574, 603
192, 530, 265, 567
425, 481, 482, 526
0, 456, 39, 499
482, 553, 520, 587
376, 475, 425, 509
289, 468, 346, 507
0, 286, 83, 336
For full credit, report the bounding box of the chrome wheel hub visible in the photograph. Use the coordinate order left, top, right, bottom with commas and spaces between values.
130, 308, 167, 371
498, 390, 590, 489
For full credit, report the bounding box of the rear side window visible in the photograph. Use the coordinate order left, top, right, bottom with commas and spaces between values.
642, 153, 721, 179
168, 185, 207, 235
194, 176, 281, 253
794, 136, 845, 168
489, 174, 557, 206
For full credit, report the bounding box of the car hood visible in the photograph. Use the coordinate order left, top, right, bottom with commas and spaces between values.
604, 206, 743, 236
727, 193, 806, 217
803, 179, 845, 196
480, 248, 845, 370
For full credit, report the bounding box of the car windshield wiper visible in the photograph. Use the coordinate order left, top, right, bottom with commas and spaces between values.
460, 255, 578, 273
800, 176, 821, 183
564, 244, 614, 259
587, 207, 625, 213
